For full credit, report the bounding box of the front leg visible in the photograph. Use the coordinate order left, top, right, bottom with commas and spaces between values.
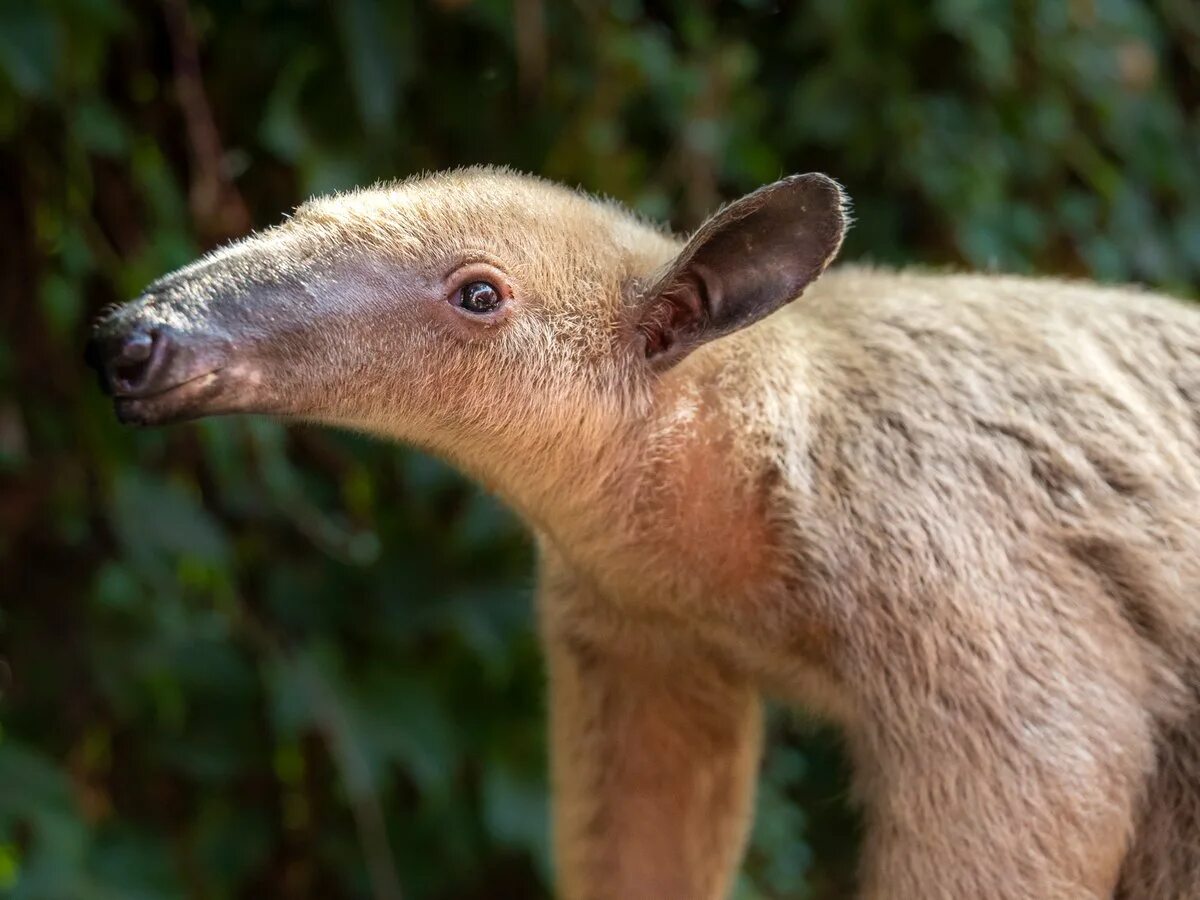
538, 561, 763, 900
853, 626, 1155, 900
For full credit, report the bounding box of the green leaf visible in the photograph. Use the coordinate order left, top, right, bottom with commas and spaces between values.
110, 469, 231, 570
0, 6, 58, 97
481, 762, 549, 871
76, 99, 128, 157
335, 0, 413, 133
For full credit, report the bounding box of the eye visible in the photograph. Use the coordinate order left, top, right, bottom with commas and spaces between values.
457, 280, 502, 314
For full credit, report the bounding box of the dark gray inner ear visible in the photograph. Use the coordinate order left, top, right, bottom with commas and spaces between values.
640, 173, 849, 367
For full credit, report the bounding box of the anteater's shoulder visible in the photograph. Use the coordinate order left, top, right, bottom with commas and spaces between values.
803, 265, 1196, 329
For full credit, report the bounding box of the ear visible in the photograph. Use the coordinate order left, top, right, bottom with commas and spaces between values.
637, 173, 849, 367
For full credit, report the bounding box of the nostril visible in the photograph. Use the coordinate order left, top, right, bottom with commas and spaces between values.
110, 329, 162, 393
116, 330, 154, 366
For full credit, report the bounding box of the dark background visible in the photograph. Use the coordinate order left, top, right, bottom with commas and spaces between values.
2, 1, 1199, 897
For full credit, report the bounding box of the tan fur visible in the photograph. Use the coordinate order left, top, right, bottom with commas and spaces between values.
109, 168, 1200, 898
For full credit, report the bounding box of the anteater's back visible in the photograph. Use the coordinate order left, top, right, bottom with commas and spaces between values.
736, 267, 1200, 896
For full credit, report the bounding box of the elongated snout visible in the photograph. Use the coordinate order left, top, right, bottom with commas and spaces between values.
87, 219, 410, 429
86, 305, 235, 425
86, 325, 170, 396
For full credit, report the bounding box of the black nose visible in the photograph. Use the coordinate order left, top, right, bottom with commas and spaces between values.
86, 327, 169, 396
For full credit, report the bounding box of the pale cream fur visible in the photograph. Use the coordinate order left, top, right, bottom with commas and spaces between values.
120, 168, 1200, 899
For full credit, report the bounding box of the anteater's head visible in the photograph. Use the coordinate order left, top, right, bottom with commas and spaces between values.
87, 168, 846, 478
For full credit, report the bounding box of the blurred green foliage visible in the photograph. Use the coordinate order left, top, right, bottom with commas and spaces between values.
1, 0, 1197, 897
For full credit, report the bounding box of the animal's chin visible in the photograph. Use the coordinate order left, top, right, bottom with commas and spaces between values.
112, 368, 265, 426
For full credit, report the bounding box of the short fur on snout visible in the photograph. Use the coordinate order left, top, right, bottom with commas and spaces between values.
92, 167, 1200, 899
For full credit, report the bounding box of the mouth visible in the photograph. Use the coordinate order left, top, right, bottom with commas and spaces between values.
112, 368, 227, 426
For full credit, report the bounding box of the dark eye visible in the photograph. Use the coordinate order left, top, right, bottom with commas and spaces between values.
458, 280, 502, 314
